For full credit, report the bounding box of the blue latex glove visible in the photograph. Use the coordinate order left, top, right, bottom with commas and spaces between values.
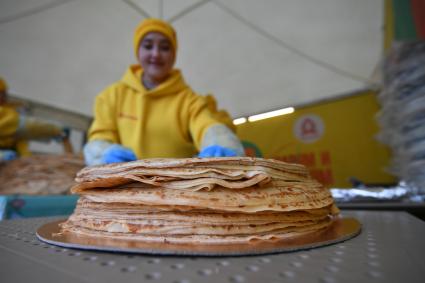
101, 144, 137, 164
198, 145, 237, 158
0, 149, 18, 161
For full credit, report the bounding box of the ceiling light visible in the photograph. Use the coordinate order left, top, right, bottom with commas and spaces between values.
248, 107, 294, 122
233, 117, 247, 125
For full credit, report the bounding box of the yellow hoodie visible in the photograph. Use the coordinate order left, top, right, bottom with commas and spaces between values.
0, 105, 31, 156
0, 105, 20, 148
88, 65, 235, 158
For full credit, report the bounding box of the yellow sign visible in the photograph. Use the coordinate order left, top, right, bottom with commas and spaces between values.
237, 90, 396, 188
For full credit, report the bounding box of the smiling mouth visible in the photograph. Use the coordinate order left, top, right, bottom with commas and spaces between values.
149, 62, 163, 66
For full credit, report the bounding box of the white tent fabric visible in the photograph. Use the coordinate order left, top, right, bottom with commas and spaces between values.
0, 0, 383, 119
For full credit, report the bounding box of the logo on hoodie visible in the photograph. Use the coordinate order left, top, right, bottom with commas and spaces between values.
119, 112, 138, 121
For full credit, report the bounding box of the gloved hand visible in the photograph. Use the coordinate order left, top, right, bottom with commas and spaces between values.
0, 149, 18, 161
101, 144, 137, 164
59, 127, 71, 140
198, 145, 237, 158
83, 140, 112, 166
200, 124, 245, 157
51, 127, 71, 142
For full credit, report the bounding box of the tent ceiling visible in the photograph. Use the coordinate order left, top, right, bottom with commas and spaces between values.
0, 0, 383, 118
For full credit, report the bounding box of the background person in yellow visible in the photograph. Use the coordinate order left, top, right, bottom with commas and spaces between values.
83, 18, 245, 165
0, 77, 67, 162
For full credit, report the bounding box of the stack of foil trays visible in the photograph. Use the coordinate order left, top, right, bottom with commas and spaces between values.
376, 41, 425, 196
330, 182, 412, 203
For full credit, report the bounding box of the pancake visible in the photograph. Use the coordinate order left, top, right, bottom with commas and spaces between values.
60, 220, 333, 244
72, 157, 310, 192
78, 181, 333, 213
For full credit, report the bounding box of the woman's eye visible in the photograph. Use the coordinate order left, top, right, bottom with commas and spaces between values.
160, 45, 171, 52
142, 44, 153, 50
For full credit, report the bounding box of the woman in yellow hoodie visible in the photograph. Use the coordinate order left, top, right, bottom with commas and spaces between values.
84, 18, 245, 165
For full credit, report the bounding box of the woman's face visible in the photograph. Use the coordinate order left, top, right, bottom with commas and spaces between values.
138, 32, 175, 85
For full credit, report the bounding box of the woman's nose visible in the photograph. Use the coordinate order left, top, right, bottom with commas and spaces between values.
152, 46, 160, 57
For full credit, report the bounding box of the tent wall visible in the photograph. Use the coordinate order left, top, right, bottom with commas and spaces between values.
0, 0, 383, 119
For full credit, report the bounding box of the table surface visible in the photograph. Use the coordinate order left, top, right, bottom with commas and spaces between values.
0, 210, 424, 283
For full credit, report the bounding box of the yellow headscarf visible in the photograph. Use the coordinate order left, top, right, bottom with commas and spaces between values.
0, 77, 8, 92
133, 18, 178, 59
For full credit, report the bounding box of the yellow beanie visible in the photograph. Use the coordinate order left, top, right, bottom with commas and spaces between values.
0, 77, 8, 92
133, 18, 178, 59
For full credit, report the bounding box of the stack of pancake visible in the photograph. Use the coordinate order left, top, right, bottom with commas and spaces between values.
61, 157, 339, 244
0, 154, 84, 195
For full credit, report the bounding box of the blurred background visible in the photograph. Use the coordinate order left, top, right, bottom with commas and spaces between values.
0, 0, 424, 219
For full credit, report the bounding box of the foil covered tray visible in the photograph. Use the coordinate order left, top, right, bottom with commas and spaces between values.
36, 217, 361, 256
